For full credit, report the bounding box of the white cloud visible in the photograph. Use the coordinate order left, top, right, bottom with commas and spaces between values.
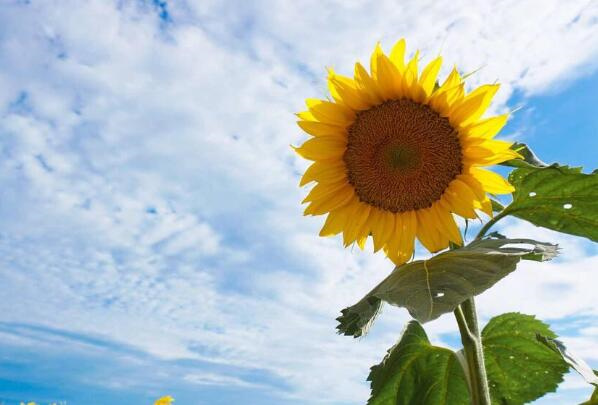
0, 0, 597, 403
183, 372, 267, 389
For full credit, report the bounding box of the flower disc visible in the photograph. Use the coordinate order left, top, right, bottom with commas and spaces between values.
344, 99, 462, 213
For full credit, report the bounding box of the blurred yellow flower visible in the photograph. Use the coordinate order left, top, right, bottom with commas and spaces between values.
154, 396, 174, 405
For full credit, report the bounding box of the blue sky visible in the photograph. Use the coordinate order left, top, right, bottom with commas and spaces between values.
0, 1, 597, 404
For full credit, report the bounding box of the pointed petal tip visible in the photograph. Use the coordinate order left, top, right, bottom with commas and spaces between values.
298, 176, 310, 187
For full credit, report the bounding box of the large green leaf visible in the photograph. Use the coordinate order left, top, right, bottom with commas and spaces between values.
368, 321, 469, 405
505, 164, 598, 242
482, 313, 569, 404
337, 238, 557, 336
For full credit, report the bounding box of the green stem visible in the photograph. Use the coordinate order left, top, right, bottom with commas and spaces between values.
455, 209, 510, 404
455, 298, 491, 405
474, 209, 508, 241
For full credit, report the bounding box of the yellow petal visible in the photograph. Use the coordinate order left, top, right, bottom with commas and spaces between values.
458, 173, 493, 217
302, 179, 348, 203
431, 202, 463, 245
300, 160, 346, 186
469, 167, 515, 194
296, 110, 316, 121
462, 114, 508, 139
467, 152, 519, 166
327, 69, 344, 105
456, 178, 488, 214
429, 67, 461, 102
319, 199, 357, 236
375, 51, 401, 100
429, 91, 451, 115
459, 135, 490, 149
371, 209, 391, 252
416, 208, 444, 252
405, 51, 419, 84
304, 184, 355, 215
404, 51, 425, 101
419, 56, 442, 97
450, 84, 499, 127
442, 180, 478, 219
306, 98, 356, 126
438, 67, 462, 92
297, 120, 346, 137
354, 62, 383, 104
480, 197, 493, 217
327, 69, 370, 111
449, 91, 490, 127
389, 38, 406, 71
368, 208, 385, 251
356, 208, 377, 249
463, 140, 520, 166
370, 42, 383, 81
293, 136, 346, 161
383, 214, 402, 264
343, 202, 371, 246
446, 83, 465, 106
429, 69, 465, 114
357, 235, 368, 249
398, 211, 417, 262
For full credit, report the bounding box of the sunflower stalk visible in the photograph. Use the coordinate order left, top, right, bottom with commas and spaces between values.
454, 212, 509, 405
455, 298, 492, 405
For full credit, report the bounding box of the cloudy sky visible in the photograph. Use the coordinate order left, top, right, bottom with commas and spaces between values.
0, 1, 597, 404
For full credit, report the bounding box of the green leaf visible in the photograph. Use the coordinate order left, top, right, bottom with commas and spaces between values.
482, 313, 569, 404
536, 334, 598, 386
501, 142, 548, 168
581, 385, 598, 405
490, 198, 505, 212
368, 321, 469, 405
336, 296, 382, 337
505, 164, 598, 242
337, 238, 558, 335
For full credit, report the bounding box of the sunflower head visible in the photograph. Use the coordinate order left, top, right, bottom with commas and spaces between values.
295, 39, 520, 265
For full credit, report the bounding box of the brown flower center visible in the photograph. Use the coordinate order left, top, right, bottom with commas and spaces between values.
343, 99, 462, 213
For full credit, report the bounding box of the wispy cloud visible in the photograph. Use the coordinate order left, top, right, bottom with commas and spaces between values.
0, 0, 597, 403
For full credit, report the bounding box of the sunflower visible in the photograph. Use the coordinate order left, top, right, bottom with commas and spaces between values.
154, 396, 174, 405
294, 39, 520, 265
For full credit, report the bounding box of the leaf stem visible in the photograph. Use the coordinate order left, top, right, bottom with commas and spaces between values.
455, 298, 492, 405
474, 209, 508, 241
